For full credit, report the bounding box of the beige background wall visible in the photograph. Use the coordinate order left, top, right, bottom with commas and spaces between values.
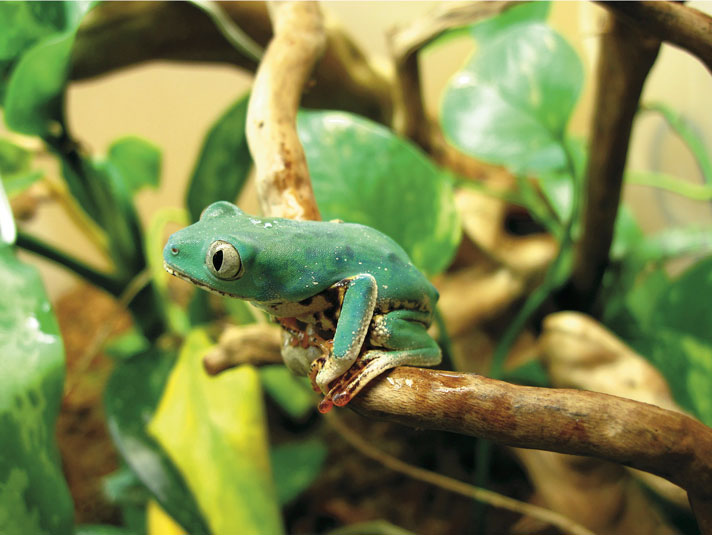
7, 1, 712, 298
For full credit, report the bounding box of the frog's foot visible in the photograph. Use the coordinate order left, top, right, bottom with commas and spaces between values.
312, 346, 441, 413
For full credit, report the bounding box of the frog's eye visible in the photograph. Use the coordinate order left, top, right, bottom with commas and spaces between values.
206, 240, 242, 280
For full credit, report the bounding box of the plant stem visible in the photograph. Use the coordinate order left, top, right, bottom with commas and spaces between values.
16, 231, 123, 295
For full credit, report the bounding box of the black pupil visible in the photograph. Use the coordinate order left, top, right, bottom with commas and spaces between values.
213, 250, 223, 271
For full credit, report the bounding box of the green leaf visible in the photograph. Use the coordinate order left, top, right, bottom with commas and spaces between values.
149, 330, 284, 535
2, 170, 43, 198
104, 349, 210, 535
3, 2, 93, 135
0, 2, 66, 61
622, 257, 712, 425
470, 1, 550, 42
0, 138, 32, 175
108, 136, 162, 194
186, 94, 252, 222
641, 102, 712, 185
260, 365, 315, 420
4, 33, 73, 135
441, 22, 583, 175
297, 110, 461, 276
103, 329, 151, 361
0, 244, 74, 535
84, 157, 145, 275
271, 439, 327, 505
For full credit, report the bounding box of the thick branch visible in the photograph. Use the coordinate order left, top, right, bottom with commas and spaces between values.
597, 0, 712, 74
71, 1, 391, 124
566, 15, 660, 312
351, 367, 712, 505
245, 1, 324, 220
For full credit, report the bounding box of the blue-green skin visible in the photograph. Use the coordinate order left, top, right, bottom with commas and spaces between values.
163, 201, 441, 397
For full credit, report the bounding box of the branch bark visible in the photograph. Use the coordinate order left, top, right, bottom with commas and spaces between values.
245, 1, 324, 220
351, 367, 712, 510
597, 0, 712, 74
565, 14, 660, 312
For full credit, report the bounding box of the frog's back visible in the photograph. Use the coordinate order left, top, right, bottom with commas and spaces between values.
277, 219, 438, 313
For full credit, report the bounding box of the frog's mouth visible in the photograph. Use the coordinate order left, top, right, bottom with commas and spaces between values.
163, 261, 240, 299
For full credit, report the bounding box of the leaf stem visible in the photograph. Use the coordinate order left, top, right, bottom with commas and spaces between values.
16, 231, 123, 295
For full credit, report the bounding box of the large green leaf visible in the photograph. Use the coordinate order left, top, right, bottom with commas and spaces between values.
297, 110, 460, 276
615, 257, 712, 425
3, 2, 93, 135
107, 136, 162, 194
186, 94, 252, 222
0, 244, 73, 535
0, 2, 66, 61
104, 349, 210, 535
149, 330, 283, 535
441, 22, 583, 175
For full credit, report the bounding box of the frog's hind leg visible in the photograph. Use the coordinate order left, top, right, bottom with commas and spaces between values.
326, 309, 441, 408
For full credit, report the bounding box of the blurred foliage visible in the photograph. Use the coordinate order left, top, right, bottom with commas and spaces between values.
0, 2, 709, 534
0, 245, 74, 535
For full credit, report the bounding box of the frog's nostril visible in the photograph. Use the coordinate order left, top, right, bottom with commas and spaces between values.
170, 246, 179, 255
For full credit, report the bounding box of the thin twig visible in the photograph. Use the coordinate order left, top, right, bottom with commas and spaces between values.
327, 413, 596, 535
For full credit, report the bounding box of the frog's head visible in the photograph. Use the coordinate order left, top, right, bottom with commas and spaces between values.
163, 201, 271, 300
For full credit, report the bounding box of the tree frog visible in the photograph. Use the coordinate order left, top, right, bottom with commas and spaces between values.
163, 201, 441, 412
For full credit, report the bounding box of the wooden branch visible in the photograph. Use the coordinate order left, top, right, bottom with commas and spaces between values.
71, 1, 391, 124
245, 1, 324, 220
351, 367, 712, 507
565, 14, 660, 312
597, 0, 712, 74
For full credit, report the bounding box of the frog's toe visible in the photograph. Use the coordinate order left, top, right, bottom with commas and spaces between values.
315, 356, 353, 394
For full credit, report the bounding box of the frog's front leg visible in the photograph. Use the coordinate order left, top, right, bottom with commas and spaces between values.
315, 273, 377, 393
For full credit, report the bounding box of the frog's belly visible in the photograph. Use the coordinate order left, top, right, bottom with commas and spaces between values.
255, 294, 334, 319
280, 330, 323, 375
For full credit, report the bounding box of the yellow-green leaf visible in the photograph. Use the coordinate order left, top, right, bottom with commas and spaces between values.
148, 330, 283, 535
